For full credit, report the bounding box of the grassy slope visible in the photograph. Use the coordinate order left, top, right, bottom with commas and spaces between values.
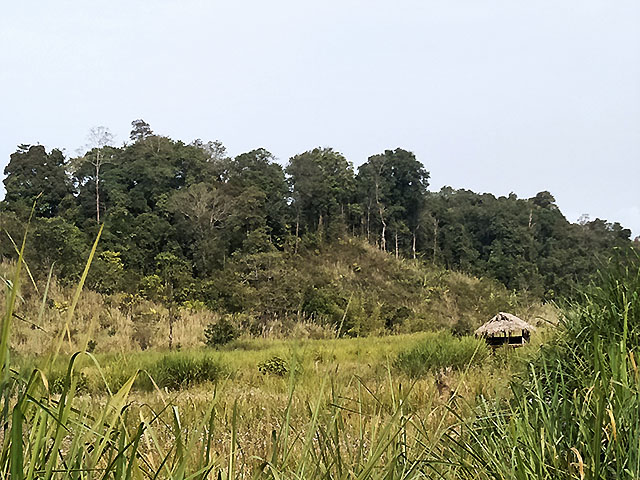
3, 238, 551, 356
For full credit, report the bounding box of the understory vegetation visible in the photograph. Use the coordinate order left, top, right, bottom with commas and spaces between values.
2, 238, 545, 355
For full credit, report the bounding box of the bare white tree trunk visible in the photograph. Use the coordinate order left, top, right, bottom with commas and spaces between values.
295, 210, 300, 254
433, 219, 438, 264
412, 231, 416, 260
95, 151, 101, 223
395, 231, 399, 259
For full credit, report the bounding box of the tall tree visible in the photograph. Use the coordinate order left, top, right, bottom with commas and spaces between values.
3, 145, 72, 218
168, 183, 234, 275
357, 148, 429, 253
227, 149, 289, 243
73, 127, 115, 223
130, 119, 153, 143
286, 148, 355, 243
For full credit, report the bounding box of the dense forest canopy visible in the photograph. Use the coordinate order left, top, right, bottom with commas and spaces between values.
0, 120, 634, 315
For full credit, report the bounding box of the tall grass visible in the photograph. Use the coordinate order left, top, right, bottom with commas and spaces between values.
431, 251, 640, 479
395, 332, 488, 377
0, 223, 220, 478
0, 219, 495, 479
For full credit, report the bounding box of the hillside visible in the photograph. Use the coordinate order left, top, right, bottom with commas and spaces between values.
3, 237, 546, 355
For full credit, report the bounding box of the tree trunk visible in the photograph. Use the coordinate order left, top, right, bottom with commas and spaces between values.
395, 231, 399, 259
95, 151, 101, 223
294, 211, 300, 254
412, 231, 416, 260
318, 214, 324, 243
366, 205, 371, 241
168, 308, 175, 350
433, 220, 438, 264
528, 209, 533, 229
374, 180, 386, 251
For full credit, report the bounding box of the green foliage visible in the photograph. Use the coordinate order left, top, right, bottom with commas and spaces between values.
204, 317, 237, 347
450, 316, 474, 337
395, 332, 489, 377
143, 353, 225, 390
3, 144, 72, 218
1, 123, 635, 313
29, 217, 88, 279
287, 147, 355, 237
87, 250, 124, 293
258, 355, 289, 376
50, 371, 89, 394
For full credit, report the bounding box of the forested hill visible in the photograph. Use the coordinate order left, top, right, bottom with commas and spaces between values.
0, 120, 634, 306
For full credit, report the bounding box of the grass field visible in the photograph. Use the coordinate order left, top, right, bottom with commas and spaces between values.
2, 228, 637, 479
15, 332, 529, 477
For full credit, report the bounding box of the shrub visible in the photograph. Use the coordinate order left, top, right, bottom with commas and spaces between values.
395, 332, 488, 378
50, 371, 89, 394
451, 316, 474, 337
144, 354, 225, 390
204, 317, 237, 347
258, 356, 289, 376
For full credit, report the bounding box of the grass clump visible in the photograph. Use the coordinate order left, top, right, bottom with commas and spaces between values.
395, 331, 488, 377
143, 353, 225, 390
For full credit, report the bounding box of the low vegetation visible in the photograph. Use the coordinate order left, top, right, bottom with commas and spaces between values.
0, 134, 637, 477
395, 332, 489, 377
1, 237, 548, 358
3, 224, 637, 478
0, 227, 520, 477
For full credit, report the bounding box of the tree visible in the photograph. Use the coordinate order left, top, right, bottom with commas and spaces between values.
29, 217, 88, 279
130, 119, 153, 142
227, 149, 289, 244
168, 183, 234, 275
141, 252, 191, 349
531, 191, 558, 210
73, 127, 115, 223
3, 145, 72, 218
188, 139, 229, 184
286, 148, 355, 245
357, 148, 429, 253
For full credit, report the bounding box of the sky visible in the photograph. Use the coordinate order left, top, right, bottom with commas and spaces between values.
1, 1, 639, 234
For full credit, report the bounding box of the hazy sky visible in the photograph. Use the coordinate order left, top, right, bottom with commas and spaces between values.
1, 1, 639, 234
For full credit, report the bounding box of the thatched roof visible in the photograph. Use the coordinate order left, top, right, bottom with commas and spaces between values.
475, 312, 535, 337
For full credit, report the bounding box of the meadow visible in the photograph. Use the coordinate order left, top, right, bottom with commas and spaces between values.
1, 230, 638, 479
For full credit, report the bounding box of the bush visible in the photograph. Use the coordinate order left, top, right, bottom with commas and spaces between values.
50, 371, 89, 394
451, 316, 474, 337
258, 356, 289, 376
395, 332, 488, 378
144, 354, 225, 390
204, 317, 237, 347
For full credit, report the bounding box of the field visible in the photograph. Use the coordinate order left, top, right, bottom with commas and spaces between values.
13, 331, 532, 478
1, 236, 639, 479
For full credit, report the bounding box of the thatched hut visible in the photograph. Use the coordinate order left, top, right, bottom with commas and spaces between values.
475, 312, 535, 347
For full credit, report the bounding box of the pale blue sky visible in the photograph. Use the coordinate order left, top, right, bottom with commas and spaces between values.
1, 1, 639, 234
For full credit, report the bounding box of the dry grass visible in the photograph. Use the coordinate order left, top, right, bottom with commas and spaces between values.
23, 331, 533, 474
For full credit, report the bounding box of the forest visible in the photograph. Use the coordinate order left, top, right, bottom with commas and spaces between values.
0, 119, 633, 325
